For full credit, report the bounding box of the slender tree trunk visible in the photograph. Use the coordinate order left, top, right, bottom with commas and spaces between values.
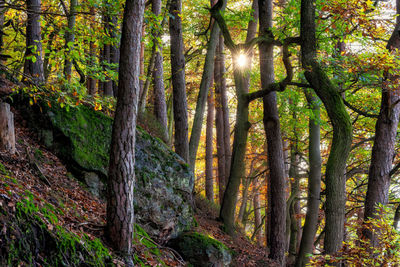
219, 67, 249, 235
253, 177, 263, 246
87, 7, 97, 95
169, 0, 189, 162
0, 0, 5, 52
259, 0, 286, 264
205, 87, 215, 202
106, 0, 144, 265
363, 12, 400, 245
301, 0, 352, 255
63, 0, 77, 80
393, 204, 400, 229
215, 36, 226, 204
188, 0, 224, 169
110, 15, 120, 97
152, 0, 168, 137
24, 0, 44, 85
295, 90, 322, 267
288, 146, 300, 263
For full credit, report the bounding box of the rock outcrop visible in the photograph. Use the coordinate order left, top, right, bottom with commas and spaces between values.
27, 103, 195, 242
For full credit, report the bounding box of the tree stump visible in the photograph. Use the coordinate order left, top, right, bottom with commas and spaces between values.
0, 102, 15, 154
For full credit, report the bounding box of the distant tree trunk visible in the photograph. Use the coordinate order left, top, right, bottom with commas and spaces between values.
393, 204, 400, 229
106, 0, 144, 265
288, 145, 300, 263
295, 90, 322, 267
259, 0, 286, 264
87, 7, 97, 95
214, 35, 226, 204
110, 15, 120, 97
0, 103, 15, 154
301, 0, 352, 255
205, 88, 215, 202
0, 0, 5, 52
253, 178, 263, 246
63, 0, 77, 81
24, 0, 44, 85
169, 0, 189, 162
100, 8, 114, 96
139, 24, 146, 96
363, 20, 400, 244
152, 0, 168, 137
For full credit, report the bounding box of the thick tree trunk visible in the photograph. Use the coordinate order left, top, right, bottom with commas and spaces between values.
295, 90, 322, 267
63, 0, 77, 80
169, 0, 189, 162
363, 12, 400, 245
301, 0, 352, 255
0, 103, 15, 154
259, 0, 286, 264
24, 0, 44, 85
106, 0, 144, 264
205, 88, 215, 202
152, 0, 168, 137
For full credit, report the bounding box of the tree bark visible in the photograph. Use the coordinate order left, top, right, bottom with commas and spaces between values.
152, 0, 168, 137
169, 0, 189, 162
363, 10, 400, 245
106, 0, 144, 264
63, 0, 77, 81
300, 0, 352, 255
295, 90, 322, 267
24, 0, 44, 85
215, 35, 227, 204
205, 88, 215, 202
0, 103, 15, 154
259, 0, 286, 264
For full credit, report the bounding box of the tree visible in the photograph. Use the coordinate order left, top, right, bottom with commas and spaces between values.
259, 0, 287, 263
63, 0, 77, 81
106, 0, 145, 264
300, 0, 352, 256
363, 4, 400, 244
169, 0, 189, 162
205, 88, 214, 202
24, 0, 44, 85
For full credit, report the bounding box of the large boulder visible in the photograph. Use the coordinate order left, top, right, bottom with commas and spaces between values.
168, 232, 232, 267
27, 104, 195, 242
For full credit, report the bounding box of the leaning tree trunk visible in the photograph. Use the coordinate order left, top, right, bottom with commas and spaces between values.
169, 0, 189, 162
295, 90, 322, 267
24, 0, 44, 85
301, 0, 352, 256
106, 0, 145, 265
188, 0, 223, 170
0, 103, 15, 154
363, 8, 400, 245
63, 0, 77, 80
259, 0, 286, 264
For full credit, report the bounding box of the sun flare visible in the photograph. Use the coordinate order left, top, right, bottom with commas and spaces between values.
236, 53, 248, 68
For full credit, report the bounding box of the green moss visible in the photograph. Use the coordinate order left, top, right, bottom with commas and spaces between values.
0, 162, 9, 175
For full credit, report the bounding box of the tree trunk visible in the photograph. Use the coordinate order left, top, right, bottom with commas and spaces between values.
301, 0, 352, 255
215, 35, 226, 204
259, 0, 286, 264
63, 0, 77, 80
0, 0, 6, 52
106, 0, 144, 264
87, 7, 97, 95
169, 0, 189, 162
152, 0, 168, 137
288, 146, 300, 263
253, 178, 263, 246
295, 90, 322, 267
363, 12, 400, 245
205, 88, 215, 202
393, 204, 400, 229
188, 0, 224, 170
24, 0, 44, 85
0, 103, 15, 154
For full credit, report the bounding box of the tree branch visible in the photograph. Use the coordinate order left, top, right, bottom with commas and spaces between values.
343, 98, 379, 118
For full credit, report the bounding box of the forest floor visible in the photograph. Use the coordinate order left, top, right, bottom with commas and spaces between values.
0, 104, 278, 266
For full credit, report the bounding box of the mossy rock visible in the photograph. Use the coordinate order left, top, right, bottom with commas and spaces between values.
169, 232, 232, 267
28, 103, 194, 242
